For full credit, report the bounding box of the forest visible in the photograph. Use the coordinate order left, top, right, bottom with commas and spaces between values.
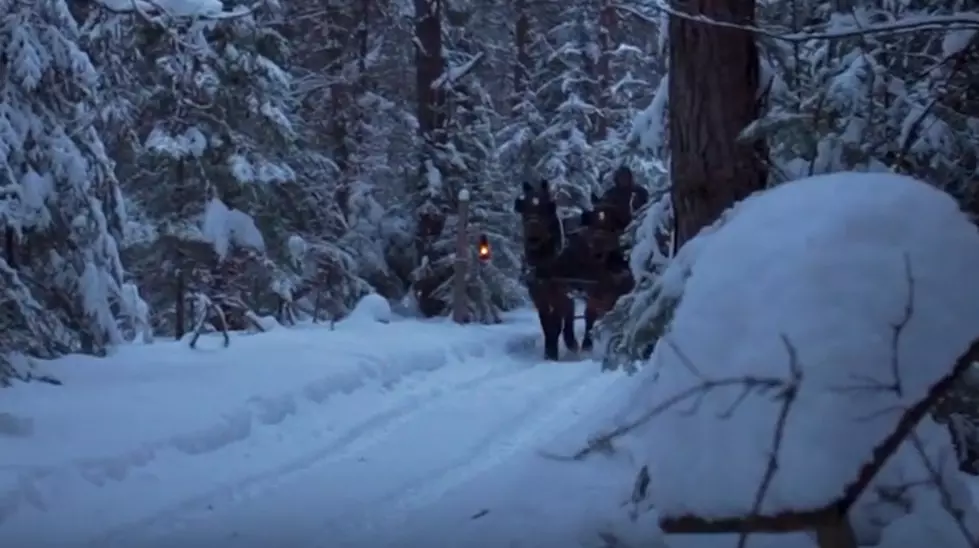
3, 0, 979, 468
3, 0, 979, 545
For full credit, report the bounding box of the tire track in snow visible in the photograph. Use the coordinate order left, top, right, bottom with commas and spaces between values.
89, 354, 543, 548
324, 362, 617, 543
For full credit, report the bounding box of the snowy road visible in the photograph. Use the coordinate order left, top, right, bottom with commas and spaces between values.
100, 353, 622, 548
0, 311, 635, 548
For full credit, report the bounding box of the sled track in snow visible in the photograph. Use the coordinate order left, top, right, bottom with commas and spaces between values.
87, 347, 561, 547
324, 363, 610, 544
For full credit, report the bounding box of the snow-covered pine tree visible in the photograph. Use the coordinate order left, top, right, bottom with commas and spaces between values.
495, 0, 547, 189
533, 7, 603, 214
0, 0, 142, 382
589, 0, 662, 182
93, 0, 368, 337
434, 64, 526, 322
285, 0, 415, 304
404, 2, 523, 322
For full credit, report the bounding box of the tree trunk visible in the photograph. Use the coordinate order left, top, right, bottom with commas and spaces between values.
412, 0, 446, 314
4, 228, 15, 268
414, 0, 444, 145
668, 0, 767, 247
595, 0, 617, 140
513, 0, 530, 105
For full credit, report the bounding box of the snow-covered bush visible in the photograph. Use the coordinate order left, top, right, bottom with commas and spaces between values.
585, 171, 979, 546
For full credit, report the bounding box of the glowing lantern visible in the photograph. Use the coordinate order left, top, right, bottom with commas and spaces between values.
477, 234, 491, 262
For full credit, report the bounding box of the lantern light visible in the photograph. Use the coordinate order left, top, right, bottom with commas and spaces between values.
477, 234, 491, 261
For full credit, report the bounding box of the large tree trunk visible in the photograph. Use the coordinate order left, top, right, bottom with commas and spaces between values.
668, 0, 767, 247
412, 0, 446, 316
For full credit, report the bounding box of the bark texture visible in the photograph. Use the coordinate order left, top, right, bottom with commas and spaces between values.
668, 0, 768, 247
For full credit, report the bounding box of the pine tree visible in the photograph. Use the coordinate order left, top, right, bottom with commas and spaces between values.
533, 10, 603, 212
0, 0, 140, 381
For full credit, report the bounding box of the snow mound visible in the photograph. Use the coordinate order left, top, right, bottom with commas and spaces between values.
617, 171, 979, 519
341, 293, 393, 326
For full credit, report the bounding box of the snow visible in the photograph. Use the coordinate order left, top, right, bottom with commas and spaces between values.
144, 127, 207, 159
629, 75, 668, 153
17, 169, 54, 229
340, 293, 393, 326
942, 29, 977, 59
606, 171, 979, 520
432, 52, 486, 90
851, 417, 979, 547
201, 198, 265, 259
0, 311, 603, 546
287, 234, 307, 264
96, 0, 225, 17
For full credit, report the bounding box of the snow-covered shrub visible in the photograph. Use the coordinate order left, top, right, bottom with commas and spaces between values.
588, 171, 979, 546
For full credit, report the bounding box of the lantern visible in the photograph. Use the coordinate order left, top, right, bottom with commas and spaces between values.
477, 234, 491, 262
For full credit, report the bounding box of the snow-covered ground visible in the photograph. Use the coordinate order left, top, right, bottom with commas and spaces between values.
0, 309, 636, 548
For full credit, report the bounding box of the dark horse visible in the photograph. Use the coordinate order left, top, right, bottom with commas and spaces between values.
514, 180, 581, 361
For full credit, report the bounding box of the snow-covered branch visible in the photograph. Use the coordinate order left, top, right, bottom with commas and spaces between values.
94, 0, 263, 20
614, 2, 979, 43
432, 52, 486, 91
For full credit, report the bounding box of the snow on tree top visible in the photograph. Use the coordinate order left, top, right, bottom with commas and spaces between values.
618, 171, 979, 520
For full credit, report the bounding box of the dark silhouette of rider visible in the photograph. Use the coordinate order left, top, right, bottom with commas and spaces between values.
604, 165, 649, 214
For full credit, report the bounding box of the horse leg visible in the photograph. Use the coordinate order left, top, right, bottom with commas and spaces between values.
529, 284, 549, 352
582, 293, 599, 351
542, 305, 561, 361
560, 293, 578, 353
530, 284, 560, 360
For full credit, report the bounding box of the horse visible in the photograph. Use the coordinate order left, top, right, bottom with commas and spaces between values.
514, 180, 588, 361
577, 189, 640, 350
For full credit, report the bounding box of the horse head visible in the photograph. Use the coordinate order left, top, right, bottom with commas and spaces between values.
514, 179, 563, 264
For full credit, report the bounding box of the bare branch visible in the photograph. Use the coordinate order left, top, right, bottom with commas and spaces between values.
907, 433, 979, 547
737, 336, 803, 548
